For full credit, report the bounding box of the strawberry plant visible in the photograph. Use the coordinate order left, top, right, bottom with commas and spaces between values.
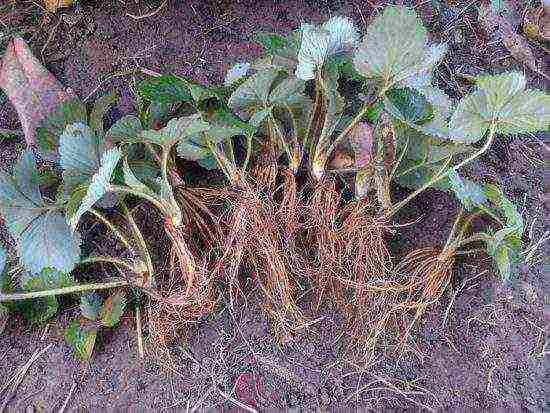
0, 4, 548, 360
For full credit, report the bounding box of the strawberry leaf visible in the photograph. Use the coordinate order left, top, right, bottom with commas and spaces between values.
67, 148, 121, 230
106, 115, 143, 143
0, 151, 81, 274
353, 6, 445, 89
448, 170, 487, 210
90, 92, 118, 139
139, 115, 210, 149
449, 72, 550, 143
224, 63, 251, 87
99, 293, 126, 327
0, 38, 79, 152
80, 292, 102, 321
296, 16, 358, 81
65, 320, 97, 360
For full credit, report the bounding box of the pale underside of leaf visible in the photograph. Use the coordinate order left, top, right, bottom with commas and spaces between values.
228, 70, 280, 115
353, 6, 427, 87
69, 148, 121, 230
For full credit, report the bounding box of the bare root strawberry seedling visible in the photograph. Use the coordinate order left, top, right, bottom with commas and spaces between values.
0, 5, 548, 361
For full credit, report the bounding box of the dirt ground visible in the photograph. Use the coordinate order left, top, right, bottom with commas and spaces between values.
0, 0, 548, 411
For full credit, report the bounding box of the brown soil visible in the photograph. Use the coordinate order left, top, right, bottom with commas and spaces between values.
0, 0, 547, 411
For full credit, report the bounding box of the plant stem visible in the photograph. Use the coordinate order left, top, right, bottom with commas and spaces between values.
89, 208, 133, 252
110, 185, 167, 215
384, 120, 498, 220
79, 256, 137, 273
121, 203, 154, 275
0, 280, 128, 302
443, 207, 465, 252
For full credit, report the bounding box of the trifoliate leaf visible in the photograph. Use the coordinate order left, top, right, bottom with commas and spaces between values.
68, 148, 121, 230
99, 293, 126, 327
36, 97, 87, 161
224, 62, 251, 87
106, 115, 143, 143
228, 70, 279, 115
90, 92, 118, 139
353, 6, 445, 89
65, 320, 97, 360
80, 292, 102, 321
0, 151, 81, 274
448, 170, 487, 210
449, 72, 550, 143
139, 115, 210, 148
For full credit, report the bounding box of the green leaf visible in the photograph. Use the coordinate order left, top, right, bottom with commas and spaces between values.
0, 247, 6, 277
122, 156, 156, 196
269, 77, 305, 106
18, 295, 58, 325
59, 123, 106, 193
22, 267, 75, 291
138, 75, 193, 105
448, 170, 487, 211
139, 115, 210, 148
228, 70, 279, 115
106, 115, 143, 143
353, 6, 445, 89
65, 320, 97, 360
484, 184, 523, 237
99, 293, 126, 327
485, 233, 522, 282
449, 72, 550, 144
296, 16, 359, 81
68, 148, 121, 230
254, 33, 290, 54
90, 92, 118, 139
386, 87, 434, 125
394, 128, 471, 191
224, 62, 251, 87
80, 292, 102, 321
0, 151, 81, 274
36, 97, 87, 160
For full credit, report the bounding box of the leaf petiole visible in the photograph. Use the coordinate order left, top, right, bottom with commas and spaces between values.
0, 279, 128, 302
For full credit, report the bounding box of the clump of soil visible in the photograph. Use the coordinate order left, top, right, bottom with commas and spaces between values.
0, 0, 546, 410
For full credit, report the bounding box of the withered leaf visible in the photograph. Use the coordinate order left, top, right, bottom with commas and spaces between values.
0, 37, 76, 146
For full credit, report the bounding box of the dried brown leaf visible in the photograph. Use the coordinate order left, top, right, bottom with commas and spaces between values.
0, 37, 76, 146
43, 0, 75, 13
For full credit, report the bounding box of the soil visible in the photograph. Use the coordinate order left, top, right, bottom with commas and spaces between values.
0, 0, 548, 411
